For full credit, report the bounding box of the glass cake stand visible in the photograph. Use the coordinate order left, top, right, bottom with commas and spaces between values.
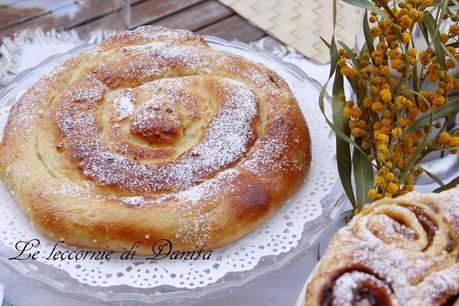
0, 36, 346, 304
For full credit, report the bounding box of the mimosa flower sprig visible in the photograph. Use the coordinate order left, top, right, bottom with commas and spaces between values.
320, 0, 459, 214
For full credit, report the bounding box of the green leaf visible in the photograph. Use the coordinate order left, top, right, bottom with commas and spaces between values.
320, 36, 332, 49
435, 0, 449, 35
445, 6, 455, 18
320, 35, 339, 78
352, 145, 374, 211
375, 0, 398, 20
329, 36, 339, 79
363, 10, 375, 56
342, 0, 386, 17
318, 83, 370, 159
418, 166, 445, 187
355, 45, 369, 104
422, 12, 446, 68
391, 24, 406, 46
412, 56, 419, 93
400, 130, 431, 184
404, 98, 459, 135
332, 69, 357, 209
419, 22, 430, 45
318, 81, 364, 209
433, 175, 459, 192
400, 92, 433, 184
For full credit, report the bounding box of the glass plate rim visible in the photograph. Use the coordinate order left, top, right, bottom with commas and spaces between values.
0, 35, 345, 304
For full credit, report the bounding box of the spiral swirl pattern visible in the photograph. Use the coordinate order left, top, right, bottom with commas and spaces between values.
0, 27, 311, 253
305, 188, 459, 306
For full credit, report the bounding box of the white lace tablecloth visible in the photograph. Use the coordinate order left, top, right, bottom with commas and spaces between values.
0, 30, 344, 306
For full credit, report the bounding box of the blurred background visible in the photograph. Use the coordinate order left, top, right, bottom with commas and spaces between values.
0, 0, 361, 63
0, 0, 267, 46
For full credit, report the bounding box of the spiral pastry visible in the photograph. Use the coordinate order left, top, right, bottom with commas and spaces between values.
0, 27, 311, 254
304, 187, 459, 306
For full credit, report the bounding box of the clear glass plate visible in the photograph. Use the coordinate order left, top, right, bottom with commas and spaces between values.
0, 36, 345, 304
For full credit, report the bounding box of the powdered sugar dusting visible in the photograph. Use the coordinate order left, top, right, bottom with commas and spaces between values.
308, 190, 459, 306
59, 77, 258, 193
120, 41, 205, 72
120, 196, 145, 206
5, 64, 66, 135
332, 271, 395, 306
156, 169, 239, 244
156, 168, 238, 205
418, 264, 459, 304
111, 89, 134, 121
438, 188, 459, 234
53, 182, 84, 197
107, 26, 199, 46
188, 78, 257, 170
242, 136, 288, 175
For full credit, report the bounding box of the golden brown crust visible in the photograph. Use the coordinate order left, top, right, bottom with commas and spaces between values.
305, 187, 459, 306
0, 26, 311, 254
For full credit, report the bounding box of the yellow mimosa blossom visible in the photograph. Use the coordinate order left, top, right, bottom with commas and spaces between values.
332, 0, 459, 205
351, 128, 364, 137
375, 176, 385, 187
363, 97, 373, 108
381, 118, 392, 127
342, 107, 352, 119
377, 144, 390, 156
367, 188, 378, 200
419, 50, 430, 65
386, 172, 396, 182
371, 102, 384, 112
351, 108, 363, 119
375, 131, 389, 144
451, 137, 459, 147
439, 33, 449, 43
391, 128, 401, 138
380, 89, 392, 103
438, 131, 451, 146
371, 27, 382, 37
391, 58, 404, 70
386, 183, 399, 194
400, 15, 413, 29
449, 24, 459, 36
381, 65, 390, 75
402, 32, 411, 44
408, 48, 417, 65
